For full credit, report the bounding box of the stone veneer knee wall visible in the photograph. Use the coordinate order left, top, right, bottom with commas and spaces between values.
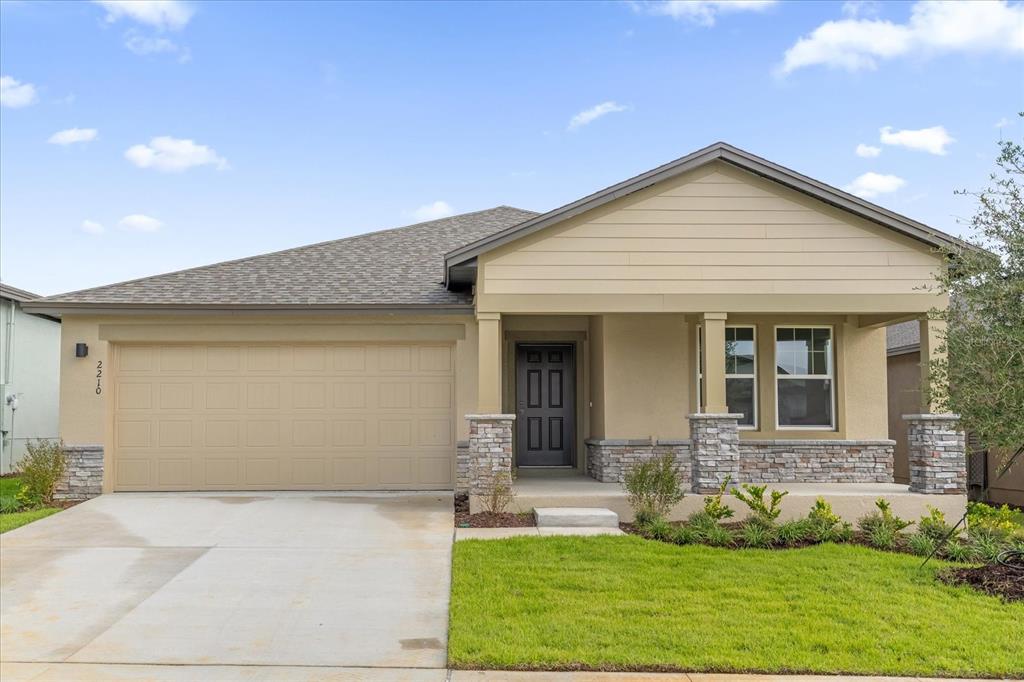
55, 444, 104, 501
456, 441, 470, 495
738, 440, 894, 484
585, 439, 691, 485
586, 436, 895, 489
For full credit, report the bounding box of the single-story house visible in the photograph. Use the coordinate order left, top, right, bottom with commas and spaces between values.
25, 142, 970, 514
887, 320, 1023, 507
1, 283, 61, 473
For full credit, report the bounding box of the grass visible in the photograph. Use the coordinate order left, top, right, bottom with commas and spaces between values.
0, 476, 61, 534
449, 535, 1024, 677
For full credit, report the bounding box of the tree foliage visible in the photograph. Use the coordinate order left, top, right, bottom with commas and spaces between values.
928, 117, 1024, 467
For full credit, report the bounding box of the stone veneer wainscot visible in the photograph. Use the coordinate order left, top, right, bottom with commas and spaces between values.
55, 444, 103, 501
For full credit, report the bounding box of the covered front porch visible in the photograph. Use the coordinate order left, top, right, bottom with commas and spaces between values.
462, 312, 965, 517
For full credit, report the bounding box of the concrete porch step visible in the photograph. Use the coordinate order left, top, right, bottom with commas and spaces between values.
534, 507, 619, 528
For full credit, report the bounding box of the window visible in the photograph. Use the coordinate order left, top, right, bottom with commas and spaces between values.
695, 324, 757, 428
775, 326, 834, 429
726, 326, 756, 427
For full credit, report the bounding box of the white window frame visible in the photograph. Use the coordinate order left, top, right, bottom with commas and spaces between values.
694, 324, 758, 429
773, 324, 836, 431
726, 325, 757, 430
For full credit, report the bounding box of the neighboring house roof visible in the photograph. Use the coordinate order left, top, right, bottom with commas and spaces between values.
0, 283, 42, 303
444, 141, 977, 278
887, 320, 921, 356
28, 206, 537, 311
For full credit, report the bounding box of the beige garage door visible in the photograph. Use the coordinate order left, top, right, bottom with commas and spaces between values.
111, 343, 455, 491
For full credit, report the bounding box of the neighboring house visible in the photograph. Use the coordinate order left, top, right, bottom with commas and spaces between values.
887, 320, 1023, 506
25, 142, 972, 507
0, 283, 61, 473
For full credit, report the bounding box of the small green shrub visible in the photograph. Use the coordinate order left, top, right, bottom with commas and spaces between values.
908, 532, 936, 557
0, 494, 22, 513
942, 540, 977, 563
804, 497, 853, 544
732, 483, 788, 525
700, 477, 735, 522
867, 524, 898, 550
14, 440, 67, 507
740, 521, 776, 548
699, 523, 736, 547
807, 497, 842, 527
624, 454, 684, 525
967, 527, 1007, 564
643, 517, 676, 542
673, 525, 699, 545
858, 498, 913, 537
777, 518, 813, 546
918, 506, 955, 541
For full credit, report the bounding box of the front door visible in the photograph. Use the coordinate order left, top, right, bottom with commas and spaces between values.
515, 344, 575, 467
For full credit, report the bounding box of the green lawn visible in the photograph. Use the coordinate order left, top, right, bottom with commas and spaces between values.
0, 476, 61, 534
449, 535, 1024, 677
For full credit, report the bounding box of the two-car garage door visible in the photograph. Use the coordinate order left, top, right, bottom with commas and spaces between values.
111, 343, 455, 491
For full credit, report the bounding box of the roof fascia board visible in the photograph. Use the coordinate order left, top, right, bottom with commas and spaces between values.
20, 302, 475, 317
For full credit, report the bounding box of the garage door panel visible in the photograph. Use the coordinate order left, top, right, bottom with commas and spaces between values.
113, 343, 454, 491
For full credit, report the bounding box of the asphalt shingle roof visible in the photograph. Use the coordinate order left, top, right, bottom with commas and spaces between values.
887, 320, 921, 353
38, 206, 537, 307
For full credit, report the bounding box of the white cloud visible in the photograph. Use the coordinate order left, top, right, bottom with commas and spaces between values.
118, 214, 163, 232
81, 220, 105, 235
855, 143, 881, 158
124, 30, 191, 62
844, 172, 906, 198
568, 101, 630, 131
841, 1, 881, 18
779, 0, 1024, 75
410, 201, 455, 222
879, 125, 954, 155
124, 136, 228, 172
995, 117, 1013, 129
0, 75, 37, 108
94, 0, 193, 30
638, 1, 777, 27
48, 128, 99, 145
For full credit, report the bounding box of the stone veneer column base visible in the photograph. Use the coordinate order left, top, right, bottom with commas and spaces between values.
689, 413, 742, 494
466, 414, 515, 512
585, 439, 691, 487
55, 444, 104, 501
455, 441, 470, 495
904, 414, 966, 494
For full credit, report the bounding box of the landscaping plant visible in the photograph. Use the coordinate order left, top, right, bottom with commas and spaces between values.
776, 518, 814, 547
623, 454, 684, 526
740, 519, 776, 548
857, 499, 913, 550
806, 497, 853, 543
479, 470, 516, 515
732, 483, 787, 526
14, 440, 67, 508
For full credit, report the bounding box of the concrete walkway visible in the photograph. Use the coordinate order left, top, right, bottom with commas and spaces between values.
0, 492, 454, 675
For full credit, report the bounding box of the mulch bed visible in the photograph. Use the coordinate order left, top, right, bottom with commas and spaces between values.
939, 563, 1024, 602
454, 494, 536, 528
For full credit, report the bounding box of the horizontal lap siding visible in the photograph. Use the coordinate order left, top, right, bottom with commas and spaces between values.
481, 166, 941, 297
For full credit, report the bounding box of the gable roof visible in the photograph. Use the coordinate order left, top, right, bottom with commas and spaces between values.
444, 141, 975, 279
29, 206, 536, 312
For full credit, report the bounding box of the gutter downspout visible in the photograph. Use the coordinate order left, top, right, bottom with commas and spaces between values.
1, 299, 15, 470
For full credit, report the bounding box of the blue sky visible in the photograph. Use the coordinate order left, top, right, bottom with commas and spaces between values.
1, 0, 1021, 296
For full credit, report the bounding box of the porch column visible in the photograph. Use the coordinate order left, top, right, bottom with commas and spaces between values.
904, 414, 966, 494
477, 312, 503, 413
919, 317, 946, 412
701, 313, 728, 414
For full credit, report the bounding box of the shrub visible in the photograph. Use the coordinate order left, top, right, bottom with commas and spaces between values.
701, 477, 735, 522
699, 523, 736, 548
966, 502, 1024, 540
642, 517, 676, 542
732, 483, 787, 526
867, 524, 898, 550
777, 518, 813, 546
908, 532, 936, 557
967, 527, 1007, 564
479, 470, 516, 515
673, 525, 699, 545
805, 497, 852, 544
14, 440, 67, 507
942, 540, 977, 564
623, 454, 684, 526
858, 498, 913, 537
740, 521, 776, 548
918, 506, 955, 542
0, 493, 22, 513
808, 497, 842, 527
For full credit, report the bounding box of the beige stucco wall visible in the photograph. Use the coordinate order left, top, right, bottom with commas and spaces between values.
58, 314, 479, 452
475, 160, 945, 315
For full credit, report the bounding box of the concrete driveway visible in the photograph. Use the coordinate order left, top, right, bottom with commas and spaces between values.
0, 492, 453, 680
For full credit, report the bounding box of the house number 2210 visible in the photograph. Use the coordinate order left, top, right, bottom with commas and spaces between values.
95, 361, 103, 395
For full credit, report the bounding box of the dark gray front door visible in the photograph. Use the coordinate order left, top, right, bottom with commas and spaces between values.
515, 344, 575, 467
